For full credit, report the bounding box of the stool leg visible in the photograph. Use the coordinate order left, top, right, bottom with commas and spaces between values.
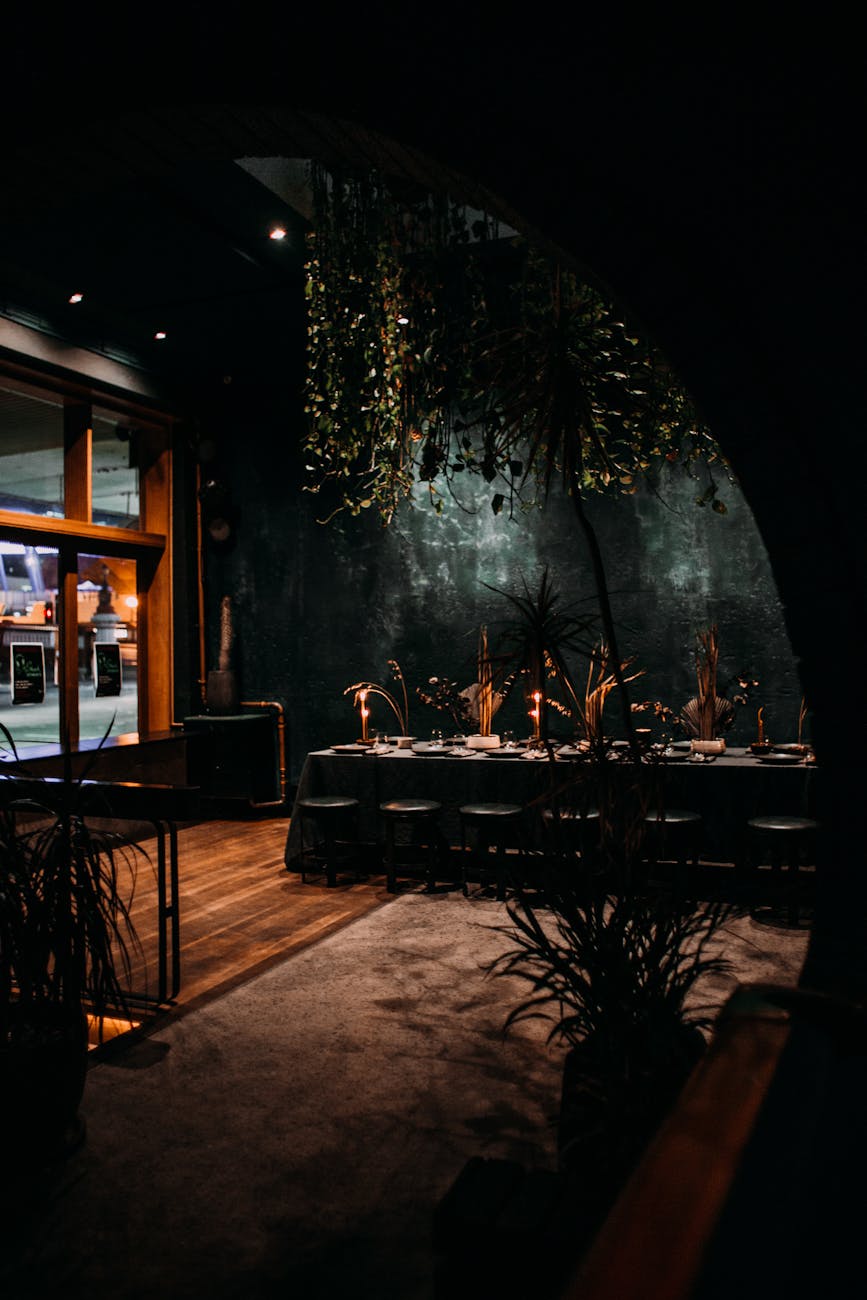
385, 820, 397, 894
495, 839, 507, 901
425, 819, 437, 892
323, 823, 337, 888
460, 823, 470, 897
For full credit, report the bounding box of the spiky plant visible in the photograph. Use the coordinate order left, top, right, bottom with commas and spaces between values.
488, 872, 737, 1185
1, 720, 144, 1045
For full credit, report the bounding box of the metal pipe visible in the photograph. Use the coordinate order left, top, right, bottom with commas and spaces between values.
240, 699, 287, 808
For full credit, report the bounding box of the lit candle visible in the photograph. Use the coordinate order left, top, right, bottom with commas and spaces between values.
359, 689, 369, 742
530, 690, 542, 741
757, 706, 764, 745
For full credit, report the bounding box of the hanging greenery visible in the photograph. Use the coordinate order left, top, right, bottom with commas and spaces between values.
302, 162, 729, 525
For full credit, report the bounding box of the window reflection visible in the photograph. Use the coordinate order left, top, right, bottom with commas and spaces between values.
0, 540, 60, 745
0, 381, 64, 517
91, 408, 140, 528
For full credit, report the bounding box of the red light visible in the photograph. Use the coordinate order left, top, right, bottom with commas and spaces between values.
44, 601, 54, 624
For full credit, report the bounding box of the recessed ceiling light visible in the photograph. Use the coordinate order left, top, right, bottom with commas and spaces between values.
269, 225, 287, 241
68, 292, 84, 304
154, 330, 167, 341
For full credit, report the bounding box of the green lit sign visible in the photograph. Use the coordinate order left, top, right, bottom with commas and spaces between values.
93, 642, 122, 698
10, 643, 46, 705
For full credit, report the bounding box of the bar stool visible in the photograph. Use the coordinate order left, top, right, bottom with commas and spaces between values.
296, 795, 362, 887
642, 808, 703, 896
459, 803, 525, 900
744, 814, 819, 928
379, 798, 444, 893
541, 807, 601, 862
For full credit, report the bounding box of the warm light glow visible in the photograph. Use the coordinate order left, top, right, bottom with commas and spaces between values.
125, 595, 138, 610
87, 1013, 141, 1048
269, 225, 287, 240
359, 689, 369, 742
530, 691, 542, 740
68, 291, 84, 304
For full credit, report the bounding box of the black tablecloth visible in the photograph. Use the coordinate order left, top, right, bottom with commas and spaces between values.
284, 746, 818, 867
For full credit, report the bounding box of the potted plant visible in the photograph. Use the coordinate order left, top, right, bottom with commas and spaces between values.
488, 860, 736, 1228
0, 722, 144, 1165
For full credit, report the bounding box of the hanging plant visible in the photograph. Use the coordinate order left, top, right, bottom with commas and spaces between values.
302, 165, 729, 525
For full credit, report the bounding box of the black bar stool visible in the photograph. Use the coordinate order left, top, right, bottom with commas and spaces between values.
541, 807, 601, 862
296, 795, 362, 887
744, 814, 819, 928
642, 808, 703, 896
379, 798, 444, 893
459, 803, 525, 900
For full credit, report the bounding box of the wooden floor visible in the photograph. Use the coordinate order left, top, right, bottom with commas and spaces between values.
117, 816, 393, 1019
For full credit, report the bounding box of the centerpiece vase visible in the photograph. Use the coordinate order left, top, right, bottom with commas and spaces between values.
466, 733, 501, 751
690, 737, 726, 755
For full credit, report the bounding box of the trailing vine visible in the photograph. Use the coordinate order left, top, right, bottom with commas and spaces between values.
302, 163, 729, 525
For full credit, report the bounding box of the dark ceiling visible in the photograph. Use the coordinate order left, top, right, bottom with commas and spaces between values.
0, 97, 514, 418
0, 152, 314, 399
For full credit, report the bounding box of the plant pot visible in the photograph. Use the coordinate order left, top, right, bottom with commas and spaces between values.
557, 1025, 706, 1196
465, 734, 501, 750
206, 669, 239, 715
690, 737, 726, 755
1, 1003, 89, 1165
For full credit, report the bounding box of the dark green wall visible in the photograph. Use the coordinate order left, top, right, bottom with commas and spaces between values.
201, 385, 804, 787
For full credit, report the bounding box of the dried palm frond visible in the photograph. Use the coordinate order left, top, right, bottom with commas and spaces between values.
678, 694, 734, 739
576, 643, 645, 748
344, 664, 409, 735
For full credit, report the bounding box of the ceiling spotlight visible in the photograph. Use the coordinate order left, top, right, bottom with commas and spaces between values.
68, 292, 84, 304
154, 330, 167, 341
269, 225, 287, 241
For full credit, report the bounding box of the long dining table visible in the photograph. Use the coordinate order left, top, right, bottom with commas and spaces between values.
283, 742, 819, 871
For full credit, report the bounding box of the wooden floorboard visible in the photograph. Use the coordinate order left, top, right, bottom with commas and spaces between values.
114, 815, 393, 1018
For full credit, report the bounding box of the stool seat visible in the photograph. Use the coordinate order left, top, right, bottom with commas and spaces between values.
459, 803, 523, 819
380, 798, 442, 816
298, 795, 360, 812
644, 808, 702, 827
748, 815, 818, 834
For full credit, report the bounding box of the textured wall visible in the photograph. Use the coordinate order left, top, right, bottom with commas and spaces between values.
203, 390, 804, 785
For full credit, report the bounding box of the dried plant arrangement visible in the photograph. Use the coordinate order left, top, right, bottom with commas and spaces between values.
475, 625, 494, 737
344, 660, 410, 736
577, 643, 645, 751
677, 625, 758, 741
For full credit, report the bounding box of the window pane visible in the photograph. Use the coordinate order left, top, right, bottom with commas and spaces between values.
77, 552, 138, 740
91, 407, 140, 528
0, 540, 60, 746
0, 382, 65, 517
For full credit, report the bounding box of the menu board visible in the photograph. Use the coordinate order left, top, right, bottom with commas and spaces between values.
93, 642, 123, 698
10, 643, 46, 705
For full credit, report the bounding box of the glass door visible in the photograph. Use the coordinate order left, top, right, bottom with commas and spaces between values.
77, 551, 139, 741
0, 540, 60, 747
